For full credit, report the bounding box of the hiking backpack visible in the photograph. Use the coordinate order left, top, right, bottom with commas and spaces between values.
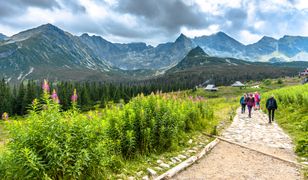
268, 98, 275, 109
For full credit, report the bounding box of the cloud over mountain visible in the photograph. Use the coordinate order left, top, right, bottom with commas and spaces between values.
0, 0, 308, 45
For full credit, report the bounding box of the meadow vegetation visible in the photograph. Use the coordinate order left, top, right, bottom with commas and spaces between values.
0, 77, 303, 179
262, 84, 308, 158
0, 82, 237, 179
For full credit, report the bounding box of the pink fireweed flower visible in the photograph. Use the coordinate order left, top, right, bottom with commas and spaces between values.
51, 89, 60, 103
71, 89, 78, 103
42, 79, 50, 93
2, 112, 8, 120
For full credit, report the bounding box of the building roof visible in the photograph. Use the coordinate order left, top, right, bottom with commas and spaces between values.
205, 84, 218, 90
299, 68, 308, 76
231, 81, 245, 87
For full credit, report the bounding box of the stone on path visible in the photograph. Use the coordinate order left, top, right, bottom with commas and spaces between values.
178, 154, 187, 159
174, 157, 181, 162
156, 159, 163, 164
142, 176, 149, 180
147, 168, 157, 176
154, 166, 163, 171
159, 163, 170, 169
187, 150, 197, 153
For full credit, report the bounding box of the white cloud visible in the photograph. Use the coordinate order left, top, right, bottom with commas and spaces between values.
1, 0, 308, 45
79, 0, 108, 19
239, 30, 262, 45
181, 24, 220, 38
294, 0, 308, 10
253, 21, 265, 31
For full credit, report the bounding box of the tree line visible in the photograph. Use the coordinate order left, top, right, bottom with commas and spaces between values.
0, 64, 297, 117
0, 79, 189, 116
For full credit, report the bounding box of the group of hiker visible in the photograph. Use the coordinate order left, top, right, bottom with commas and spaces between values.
240, 92, 278, 123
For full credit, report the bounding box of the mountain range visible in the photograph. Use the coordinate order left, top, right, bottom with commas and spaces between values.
162, 46, 303, 87
0, 23, 307, 83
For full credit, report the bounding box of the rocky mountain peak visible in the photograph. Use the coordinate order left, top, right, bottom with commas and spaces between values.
186, 46, 209, 57
175, 33, 190, 43
258, 36, 277, 43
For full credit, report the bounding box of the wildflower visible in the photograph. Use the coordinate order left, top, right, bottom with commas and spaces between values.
2, 112, 8, 120
42, 79, 50, 93
71, 89, 78, 103
51, 89, 60, 103
32, 98, 38, 106
197, 96, 203, 101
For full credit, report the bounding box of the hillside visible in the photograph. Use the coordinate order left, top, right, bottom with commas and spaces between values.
0, 24, 113, 82
162, 47, 305, 87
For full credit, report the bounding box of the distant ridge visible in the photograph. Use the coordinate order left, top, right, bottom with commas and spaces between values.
0, 33, 7, 40
1, 23, 308, 83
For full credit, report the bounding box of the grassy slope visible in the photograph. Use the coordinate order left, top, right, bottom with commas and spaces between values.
262, 84, 308, 157
261, 84, 308, 178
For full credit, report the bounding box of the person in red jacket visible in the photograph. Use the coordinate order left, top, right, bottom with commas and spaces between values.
254, 91, 261, 110
246, 93, 255, 118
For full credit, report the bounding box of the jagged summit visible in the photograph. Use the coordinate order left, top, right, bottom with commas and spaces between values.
81, 33, 90, 37
175, 33, 190, 43
258, 36, 277, 43
186, 46, 209, 57
9, 23, 66, 42
215, 31, 228, 37
38, 23, 58, 29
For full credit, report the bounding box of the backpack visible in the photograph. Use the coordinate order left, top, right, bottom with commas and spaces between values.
240, 97, 246, 104
255, 94, 260, 102
268, 98, 275, 109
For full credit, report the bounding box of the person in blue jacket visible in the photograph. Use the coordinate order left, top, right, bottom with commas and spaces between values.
240, 94, 247, 113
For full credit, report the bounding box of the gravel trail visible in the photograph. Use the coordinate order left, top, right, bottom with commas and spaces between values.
173, 108, 301, 180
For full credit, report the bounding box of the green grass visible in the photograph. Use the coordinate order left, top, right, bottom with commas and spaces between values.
0, 122, 8, 143
102, 96, 237, 178
188, 77, 301, 99
262, 84, 308, 178
0, 92, 237, 179
0, 91, 238, 179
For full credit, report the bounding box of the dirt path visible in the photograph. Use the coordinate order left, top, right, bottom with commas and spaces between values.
173, 108, 301, 180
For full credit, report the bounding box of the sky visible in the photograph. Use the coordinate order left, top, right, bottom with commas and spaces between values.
0, 0, 308, 46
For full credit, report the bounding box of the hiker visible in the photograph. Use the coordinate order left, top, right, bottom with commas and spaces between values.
266, 95, 278, 123
240, 94, 247, 113
246, 93, 255, 118
254, 91, 261, 110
